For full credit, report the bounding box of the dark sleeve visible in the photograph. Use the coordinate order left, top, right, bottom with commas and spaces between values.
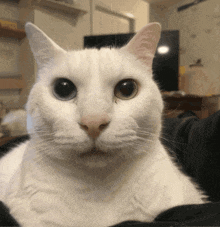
0, 202, 20, 226
185, 110, 220, 202
161, 112, 199, 169
161, 111, 200, 176
162, 110, 220, 202
0, 135, 30, 159
112, 202, 220, 226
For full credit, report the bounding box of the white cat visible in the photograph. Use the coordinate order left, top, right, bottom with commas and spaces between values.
0, 22, 206, 227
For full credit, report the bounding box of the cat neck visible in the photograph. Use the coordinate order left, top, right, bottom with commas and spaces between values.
22, 136, 153, 193
16, 137, 188, 212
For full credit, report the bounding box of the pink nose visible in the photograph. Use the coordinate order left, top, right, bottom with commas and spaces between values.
80, 114, 110, 139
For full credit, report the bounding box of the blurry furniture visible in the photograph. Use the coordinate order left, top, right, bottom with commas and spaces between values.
0, 101, 6, 120
0, 19, 26, 101
36, 0, 87, 15
163, 93, 220, 119
0, 136, 18, 147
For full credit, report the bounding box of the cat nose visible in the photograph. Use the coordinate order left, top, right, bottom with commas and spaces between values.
79, 114, 110, 139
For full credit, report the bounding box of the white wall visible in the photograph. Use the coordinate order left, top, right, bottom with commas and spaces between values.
150, 0, 220, 96
0, 1, 21, 109
96, 0, 149, 32
93, 9, 130, 35
33, 0, 90, 50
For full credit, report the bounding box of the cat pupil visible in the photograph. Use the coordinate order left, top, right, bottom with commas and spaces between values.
120, 81, 134, 96
53, 78, 77, 100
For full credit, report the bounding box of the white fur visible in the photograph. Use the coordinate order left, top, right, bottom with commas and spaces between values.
0, 23, 207, 227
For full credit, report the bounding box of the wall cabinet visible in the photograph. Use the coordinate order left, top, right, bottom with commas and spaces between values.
0, 24, 26, 91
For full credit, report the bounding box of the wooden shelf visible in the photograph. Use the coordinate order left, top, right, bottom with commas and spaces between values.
0, 136, 18, 147
0, 78, 25, 90
144, 0, 182, 4
1, 0, 20, 3
0, 25, 26, 40
37, 0, 87, 15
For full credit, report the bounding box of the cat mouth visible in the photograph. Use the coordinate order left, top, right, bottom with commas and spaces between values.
79, 147, 111, 158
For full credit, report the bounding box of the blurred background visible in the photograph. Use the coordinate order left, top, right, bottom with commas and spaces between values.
0, 0, 220, 138
0, 0, 150, 111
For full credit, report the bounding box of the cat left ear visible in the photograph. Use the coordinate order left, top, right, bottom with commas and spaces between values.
122, 23, 161, 66
25, 22, 65, 68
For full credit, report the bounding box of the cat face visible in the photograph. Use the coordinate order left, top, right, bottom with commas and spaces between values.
25, 23, 163, 167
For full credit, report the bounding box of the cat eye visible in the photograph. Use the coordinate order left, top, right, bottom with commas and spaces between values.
53, 78, 77, 100
114, 79, 138, 100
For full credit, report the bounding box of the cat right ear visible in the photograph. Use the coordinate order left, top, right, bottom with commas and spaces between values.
122, 23, 161, 67
25, 22, 65, 68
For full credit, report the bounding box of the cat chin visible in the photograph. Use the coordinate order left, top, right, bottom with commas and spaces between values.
78, 147, 119, 168
79, 147, 111, 157
83, 159, 110, 168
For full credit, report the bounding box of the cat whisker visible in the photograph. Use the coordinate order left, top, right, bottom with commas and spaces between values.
137, 128, 187, 146
113, 133, 136, 138
138, 134, 187, 153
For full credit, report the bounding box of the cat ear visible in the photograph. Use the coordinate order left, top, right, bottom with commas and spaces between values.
25, 22, 65, 68
122, 23, 161, 66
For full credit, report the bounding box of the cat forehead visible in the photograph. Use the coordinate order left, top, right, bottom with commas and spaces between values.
65, 48, 149, 80
67, 48, 124, 70
39, 47, 151, 85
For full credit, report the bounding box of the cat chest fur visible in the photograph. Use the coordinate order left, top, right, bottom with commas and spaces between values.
2, 141, 204, 227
